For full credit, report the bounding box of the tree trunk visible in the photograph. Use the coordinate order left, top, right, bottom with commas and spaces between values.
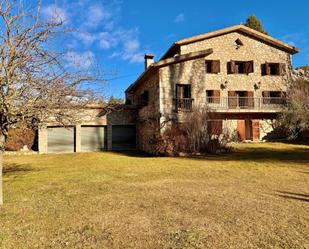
0, 150, 2, 205
0, 134, 5, 205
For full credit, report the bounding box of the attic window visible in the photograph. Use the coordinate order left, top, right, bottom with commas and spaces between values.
235, 38, 244, 48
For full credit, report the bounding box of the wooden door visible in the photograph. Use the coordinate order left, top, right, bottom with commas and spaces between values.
237, 120, 246, 141
252, 120, 260, 141
245, 120, 252, 140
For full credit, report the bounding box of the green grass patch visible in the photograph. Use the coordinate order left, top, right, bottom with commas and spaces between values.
0, 143, 308, 248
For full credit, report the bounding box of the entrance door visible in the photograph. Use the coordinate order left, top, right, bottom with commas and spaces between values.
252, 120, 260, 141
245, 120, 252, 140
237, 119, 260, 141
237, 120, 246, 141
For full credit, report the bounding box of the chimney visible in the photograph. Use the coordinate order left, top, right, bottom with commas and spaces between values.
144, 53, 154, 70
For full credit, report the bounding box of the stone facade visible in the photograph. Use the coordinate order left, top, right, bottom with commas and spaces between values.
126, 25, 298, 150
126, 73, 160, 153
159, 31, 292, 116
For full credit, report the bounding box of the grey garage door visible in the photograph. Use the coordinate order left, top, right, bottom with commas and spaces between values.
81, 126, 106, 151
112, 125, 136, 150
47, 127, 75, 153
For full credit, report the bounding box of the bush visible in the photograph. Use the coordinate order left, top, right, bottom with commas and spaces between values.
5, 125, 36, 151
155, 106, 230, 155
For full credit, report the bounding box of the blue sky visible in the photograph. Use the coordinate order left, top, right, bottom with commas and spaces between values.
41, 0, 309, 99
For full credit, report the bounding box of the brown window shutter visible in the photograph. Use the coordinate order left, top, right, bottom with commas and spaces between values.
231, 60, 236, 74
265, 62, 270, 75
228, 61, 235, 74
176, 85, 183, 99
246, 91, 254, 107
228, 91, 237, 107
213, 90, 220, 104
279, 63, 286, 75
212, 60, 220, 73
261, 64, 266, 75
245, 60, 254, 74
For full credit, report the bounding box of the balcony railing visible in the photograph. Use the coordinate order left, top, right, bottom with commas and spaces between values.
173, 98, 194, 112
206, 97, 286, 110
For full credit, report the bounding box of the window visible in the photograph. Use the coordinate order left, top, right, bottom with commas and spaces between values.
228, 60, 254, 74
140, 90, 149, 106
176, 84, 191, 99
205, 60, 220, 74
175, 84, 192, 112
206, 90, 220, 104
228, 91, 254, 108
262, 91, 286, 104
235, 38, 244, 46
262, 62, 286, 76
235, 62, 245, 74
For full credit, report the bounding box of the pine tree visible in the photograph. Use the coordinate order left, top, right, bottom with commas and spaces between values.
245, 15, 268, 35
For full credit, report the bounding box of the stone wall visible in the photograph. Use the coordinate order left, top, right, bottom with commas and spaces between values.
159, 31, 292, 118
133, 73, 161, 153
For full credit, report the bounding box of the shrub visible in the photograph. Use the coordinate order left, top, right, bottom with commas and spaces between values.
5, 125, 36, 151
155, 106, 229, 155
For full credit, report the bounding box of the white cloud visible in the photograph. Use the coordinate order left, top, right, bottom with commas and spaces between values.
42, 4, 68, 23
99, 28, 145, 63
84, 4, 111, 28
47, 1, 147, 64
77, 32, 97, 46
65, 51, 94, 69
174, 13, 185, 23
98, 31, 119, 49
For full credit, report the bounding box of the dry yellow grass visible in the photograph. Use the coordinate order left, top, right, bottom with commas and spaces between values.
0, 143, 308, 249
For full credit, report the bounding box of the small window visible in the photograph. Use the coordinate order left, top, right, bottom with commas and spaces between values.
228, 61, 254, 74
235, 38, 244, 46
140, 90, 149, 106
262, 63, 286, 76
262, 91, 286, 104
205, 60, 220, 74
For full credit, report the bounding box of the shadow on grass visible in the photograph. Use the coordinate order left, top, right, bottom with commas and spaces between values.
3, 163, 35, 177
276, 191, 309, 202
110, 150, 156, 158
112, 145, 309, 164
187, 146, 309, 164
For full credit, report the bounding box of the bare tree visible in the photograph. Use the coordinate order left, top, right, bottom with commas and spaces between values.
0, 0, 103, 205
280, 78, 309, 139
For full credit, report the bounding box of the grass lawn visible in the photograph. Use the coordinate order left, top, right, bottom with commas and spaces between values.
0, 143, 308, 249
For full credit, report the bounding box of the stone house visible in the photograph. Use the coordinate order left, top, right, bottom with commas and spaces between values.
37, 25, 298, 154
125, 25, 299, 153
